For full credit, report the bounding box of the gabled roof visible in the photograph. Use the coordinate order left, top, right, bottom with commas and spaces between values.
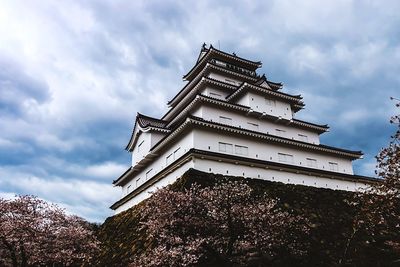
168, 62, 259, 107
226, 82, 302, 101
208, 45, 262, 67
166, 94, 250, 128
226, 82, 304, 111
292, 118, 329, 132
183, 44, 262, 81
167, 67, 240, 107
254, 74, 283, 90
164, 76, 238, 120
125, 113, 169, 151
195, 42, 208, 62
137, 113, 168, 128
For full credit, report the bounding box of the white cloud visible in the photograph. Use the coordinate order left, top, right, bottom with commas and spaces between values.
293, 91, 337, 123
339, 109, 371, 125
357, 158, 378, 177
0, 166, 119, 222
85, 162, 127, 180
0, 192, 17, 200
289, 45, 328, 76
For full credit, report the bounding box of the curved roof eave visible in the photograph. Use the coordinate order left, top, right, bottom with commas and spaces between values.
183, 46, 262, 81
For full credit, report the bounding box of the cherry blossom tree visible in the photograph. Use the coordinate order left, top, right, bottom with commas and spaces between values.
373, 97, 400, 201
131, 178, 310, 266
0, 195, 99, 267
340, 98, 400, 265
366, 97, 400, 261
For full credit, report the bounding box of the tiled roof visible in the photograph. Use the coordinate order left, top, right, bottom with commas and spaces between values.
225, 82, 304, 109
254, 74, 283, 90
137, 113, 168, 129
292, 118, 329, 131
183, 44, 262, 81
207, 45, 262, 67
165, 74, 237, 112
125, 113, 169, 151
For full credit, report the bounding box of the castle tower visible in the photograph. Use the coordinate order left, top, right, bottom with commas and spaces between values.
111, 44, 375, 213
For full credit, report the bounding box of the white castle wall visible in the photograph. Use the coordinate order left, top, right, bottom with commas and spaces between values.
125, 131, 194, 195
126, 125, 354, 203
191, 105, 203, 117
132, 131, 152, 165
200, 86, 230, 100
132, 131, 167, 165
193, 158, 367, 191
208, 72, 242, 86
116, 152, 367, 214
151, 132, 166, 147
197, 104, 321, 145
115, 160, 195, 214
192, 129, 354, 174
237, 92, 293, 121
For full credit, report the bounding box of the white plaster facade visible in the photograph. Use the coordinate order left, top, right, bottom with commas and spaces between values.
111, 45, 375, 213
194, 104, 321, 144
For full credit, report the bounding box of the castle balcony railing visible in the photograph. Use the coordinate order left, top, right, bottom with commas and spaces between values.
210, 59, 259, 78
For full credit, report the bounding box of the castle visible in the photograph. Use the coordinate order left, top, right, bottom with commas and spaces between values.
111, 44, 375, 213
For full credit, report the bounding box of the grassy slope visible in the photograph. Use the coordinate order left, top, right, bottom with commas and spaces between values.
95, 169, 396, 266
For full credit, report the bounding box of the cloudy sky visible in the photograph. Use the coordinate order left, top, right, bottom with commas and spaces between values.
0, 0, 399, 222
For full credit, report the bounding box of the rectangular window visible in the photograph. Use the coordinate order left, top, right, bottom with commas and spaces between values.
219, 116, 232, 125
265, 98, 276, 106
275, 129, 286, 136
224, 78, 237, 85
166, 153, 173, 165
306, 158, 317, 168
137, 140, 144, 152
247, 122, 259, 130
278, 153, 294, 163
298, 134, 308, 142
209, 91, 222, 98
235, 145, 248, 156
135, 178, 140, 187
214, 60, 226, 67
127, 185, 131, 194
146, 169, 153, 179
219, 142, 233, 153
329, 162, 339, 171
173, 147, 181, 159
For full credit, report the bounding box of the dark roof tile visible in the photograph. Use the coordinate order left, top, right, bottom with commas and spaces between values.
137, 113, 168, 129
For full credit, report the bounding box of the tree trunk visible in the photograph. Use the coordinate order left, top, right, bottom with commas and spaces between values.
339, 227, 357, 265
226, 208, 235, 257
1, 237, 18, 267
20, 242, 27, 267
